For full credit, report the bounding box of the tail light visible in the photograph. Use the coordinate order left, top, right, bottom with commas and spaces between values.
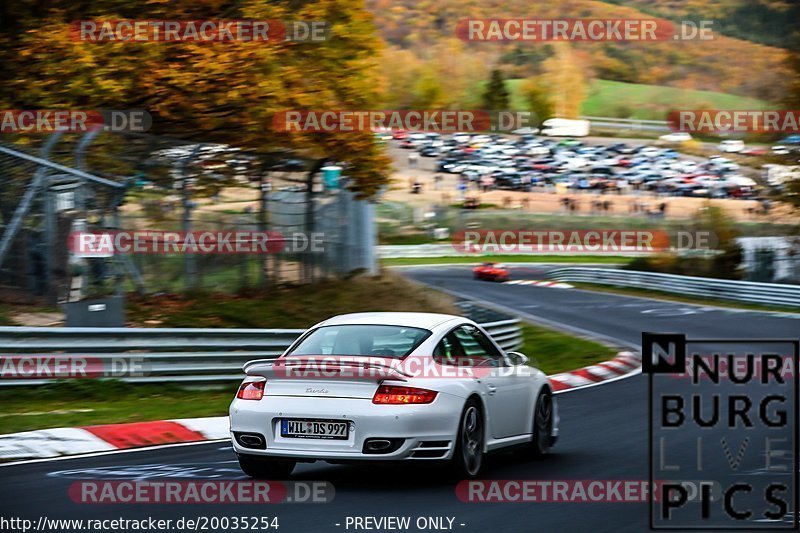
237, 379, 265, 400
372, 385, 437, 404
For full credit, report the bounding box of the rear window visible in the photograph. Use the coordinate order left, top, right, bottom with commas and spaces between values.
287, 325, 431, 358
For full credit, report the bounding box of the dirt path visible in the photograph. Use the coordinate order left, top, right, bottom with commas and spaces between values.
387, 146, 796, 222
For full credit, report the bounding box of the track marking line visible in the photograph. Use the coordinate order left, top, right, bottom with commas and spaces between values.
501, 280, 573, 289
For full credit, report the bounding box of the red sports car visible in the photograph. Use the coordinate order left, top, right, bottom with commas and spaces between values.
472, 262, 510, 282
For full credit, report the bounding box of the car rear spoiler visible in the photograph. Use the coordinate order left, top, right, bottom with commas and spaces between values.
243, 357, 411, 383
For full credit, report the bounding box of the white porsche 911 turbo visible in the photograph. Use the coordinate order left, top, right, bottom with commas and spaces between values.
229, 312, 558, 478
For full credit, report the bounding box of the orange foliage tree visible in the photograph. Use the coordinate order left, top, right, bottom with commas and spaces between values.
0, 0, 392, 197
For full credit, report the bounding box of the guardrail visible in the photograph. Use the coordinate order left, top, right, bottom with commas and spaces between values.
546, 267, 800, 308
379, 244, 650, 259
581, 116, 670, 133
379, 244, 460, 258
0, 316, 522, 386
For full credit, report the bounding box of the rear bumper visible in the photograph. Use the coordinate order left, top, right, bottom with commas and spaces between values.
229, 394, 464, 461
474, 273, 506, 281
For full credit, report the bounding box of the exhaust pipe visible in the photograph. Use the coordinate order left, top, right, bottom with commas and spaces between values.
236, 433, 265, 449
365, 439, 392, 452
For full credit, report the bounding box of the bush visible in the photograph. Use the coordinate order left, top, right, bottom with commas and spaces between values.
623, 205, 743, 280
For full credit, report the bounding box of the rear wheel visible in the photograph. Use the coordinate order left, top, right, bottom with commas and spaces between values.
530, 389, 554, 456
237, 455, 296, 479
449, 399, 484, 478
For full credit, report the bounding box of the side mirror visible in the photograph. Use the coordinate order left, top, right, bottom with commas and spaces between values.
506, 351, 529, 366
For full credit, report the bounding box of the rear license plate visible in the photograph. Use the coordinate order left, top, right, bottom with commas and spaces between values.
280, 419, 349, 440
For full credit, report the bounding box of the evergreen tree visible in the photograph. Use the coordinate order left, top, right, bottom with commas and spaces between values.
481, 69, 509, 111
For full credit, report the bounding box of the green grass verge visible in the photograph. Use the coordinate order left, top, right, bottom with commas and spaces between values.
0, 381, 236, 434
0, 307, 14, 326
504, 79, 770, 121
581, 80, 770, 120
519, 322, 619, 376
383, 255, 632, 266
571, 282, 800, 314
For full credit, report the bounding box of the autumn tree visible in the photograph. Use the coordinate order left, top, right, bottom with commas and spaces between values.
542, 43, 587, 119
0, 0, 391, 198
377, 47, 423, 108
779, 21, 800, 210
518, 77, 554, 126
411, 66, 445, 108
429, 38, 489, 108
377, 39, 491, 109
782, 27, 800, 109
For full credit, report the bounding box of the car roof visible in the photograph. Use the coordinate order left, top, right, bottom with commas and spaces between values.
317, 312, 463, 330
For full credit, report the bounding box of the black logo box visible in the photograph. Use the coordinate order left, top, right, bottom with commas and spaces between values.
644, 333, 800, 530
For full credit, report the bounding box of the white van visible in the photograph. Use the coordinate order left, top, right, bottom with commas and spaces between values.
718, 140, 745, 153
658, 132, 692, 143
540, 118, 590, 137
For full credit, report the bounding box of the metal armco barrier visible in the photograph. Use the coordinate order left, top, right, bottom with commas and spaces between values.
0, 317, 522, 386
378, 244, 649, 258
581, 115, 670, 133
546, 267, 800, 308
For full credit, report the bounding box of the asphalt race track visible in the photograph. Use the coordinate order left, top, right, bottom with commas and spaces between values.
1, 265, 798, 532
403, 265, 798, 348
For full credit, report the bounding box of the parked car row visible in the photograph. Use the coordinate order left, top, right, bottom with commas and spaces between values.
657, 132, 800, 157
394, 131, 761, 199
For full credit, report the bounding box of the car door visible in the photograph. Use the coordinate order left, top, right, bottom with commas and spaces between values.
451, 325, 533, 439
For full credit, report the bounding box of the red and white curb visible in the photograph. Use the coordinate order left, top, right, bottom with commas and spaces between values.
549, 351, 640, 392
503, 280, 573, 289
0, 352, 640, 462
0, 417, 229, 462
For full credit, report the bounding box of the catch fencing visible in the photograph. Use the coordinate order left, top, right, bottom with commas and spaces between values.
0, 132, 376, 306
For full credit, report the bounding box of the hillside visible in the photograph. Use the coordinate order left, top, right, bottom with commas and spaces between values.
368, 0, 790, 104
603, 0, 798, 48
578, 80, 771, 120
466, 79, 771, 120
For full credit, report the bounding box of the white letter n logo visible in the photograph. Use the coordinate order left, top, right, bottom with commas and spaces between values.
643, 333, 686, 374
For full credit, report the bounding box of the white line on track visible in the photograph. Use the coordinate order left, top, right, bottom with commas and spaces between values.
0, 439, 229, 468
